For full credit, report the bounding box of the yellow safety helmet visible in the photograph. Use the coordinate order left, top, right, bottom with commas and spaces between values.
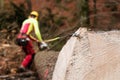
30, 11, 39, 20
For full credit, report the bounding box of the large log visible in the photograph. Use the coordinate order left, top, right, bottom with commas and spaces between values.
34, 50, 59, 80
52, 28, 120, 80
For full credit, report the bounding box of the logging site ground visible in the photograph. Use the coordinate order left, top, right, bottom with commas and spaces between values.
0, 31, 59, 80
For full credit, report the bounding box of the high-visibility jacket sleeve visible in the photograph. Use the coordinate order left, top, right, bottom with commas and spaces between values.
32, 19, 43, 42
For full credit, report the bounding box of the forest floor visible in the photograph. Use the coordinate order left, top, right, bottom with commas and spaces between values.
0, 39, 38, 80
0, 31, 59, 80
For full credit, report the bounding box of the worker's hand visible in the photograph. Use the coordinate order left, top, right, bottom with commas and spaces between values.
36, 39, 39, 42
38, 41, 48, 50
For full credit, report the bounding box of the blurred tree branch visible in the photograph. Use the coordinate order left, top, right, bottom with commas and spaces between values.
0, 0, 4, 9
25, 0, 32, 12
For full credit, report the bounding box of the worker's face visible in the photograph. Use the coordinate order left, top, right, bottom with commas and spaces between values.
29, 14, 38, 20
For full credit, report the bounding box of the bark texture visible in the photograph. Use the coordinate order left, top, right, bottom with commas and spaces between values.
34, 51, 59, 80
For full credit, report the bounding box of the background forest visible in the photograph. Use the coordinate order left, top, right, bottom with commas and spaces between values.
0, 0, 120, 50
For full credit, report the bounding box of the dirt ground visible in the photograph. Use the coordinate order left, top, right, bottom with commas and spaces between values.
0, 37, 59, 80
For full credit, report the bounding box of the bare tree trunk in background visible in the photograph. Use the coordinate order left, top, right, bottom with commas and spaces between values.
25, 0, 32, 13
109, 1, 118, 29
0, 0, 4, 9
93, 0, 97, 27
77, 0, 90, 27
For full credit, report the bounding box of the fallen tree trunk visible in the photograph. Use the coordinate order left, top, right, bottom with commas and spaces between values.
34, 50, 59, 80
52, 28, 120, 80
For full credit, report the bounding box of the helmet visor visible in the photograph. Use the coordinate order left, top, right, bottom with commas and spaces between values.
30, 14, 37, 18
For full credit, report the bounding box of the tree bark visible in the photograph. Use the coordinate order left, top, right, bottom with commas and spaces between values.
93, 0, 97, 26
77, 0, 90, 27
34, 51, 59, 80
